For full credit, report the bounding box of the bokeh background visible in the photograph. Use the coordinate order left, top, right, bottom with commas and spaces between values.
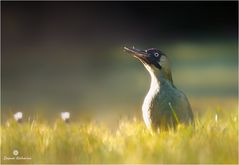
1, 1, 238, 125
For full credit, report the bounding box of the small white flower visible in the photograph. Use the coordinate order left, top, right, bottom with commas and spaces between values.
61, 112, 70, 122
14, 112, 23, 122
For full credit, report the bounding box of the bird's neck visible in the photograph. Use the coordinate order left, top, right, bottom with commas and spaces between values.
158, 70, 174, 85
147, 67, 174, 89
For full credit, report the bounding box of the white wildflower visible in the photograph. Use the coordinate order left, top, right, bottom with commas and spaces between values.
61, 112, 70, 123
14, 112, 23, 122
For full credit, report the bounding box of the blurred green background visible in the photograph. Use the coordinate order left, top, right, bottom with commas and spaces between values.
1, 1, 238, 124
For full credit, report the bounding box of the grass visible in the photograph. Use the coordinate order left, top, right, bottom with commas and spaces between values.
1, 109, 238, 164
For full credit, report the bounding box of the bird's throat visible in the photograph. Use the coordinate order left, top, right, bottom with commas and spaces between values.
145, 64, 174, 87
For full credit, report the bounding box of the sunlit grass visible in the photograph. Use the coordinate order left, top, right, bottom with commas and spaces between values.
1, 109, 238, 164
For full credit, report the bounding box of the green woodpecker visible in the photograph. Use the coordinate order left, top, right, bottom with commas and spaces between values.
124, 46, 194, 131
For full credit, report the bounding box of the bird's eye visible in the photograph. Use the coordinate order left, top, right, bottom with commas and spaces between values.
154, 52, 159, 57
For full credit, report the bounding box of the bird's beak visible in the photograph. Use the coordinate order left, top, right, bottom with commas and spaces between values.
124, 46, 150, 64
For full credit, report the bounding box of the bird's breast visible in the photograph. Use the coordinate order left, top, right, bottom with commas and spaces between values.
142, 78, 160, 129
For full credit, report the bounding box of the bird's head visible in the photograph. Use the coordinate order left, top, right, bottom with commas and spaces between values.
124, 46, 170, 74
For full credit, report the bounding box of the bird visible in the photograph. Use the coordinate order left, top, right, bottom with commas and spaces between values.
124, 46, 194, 131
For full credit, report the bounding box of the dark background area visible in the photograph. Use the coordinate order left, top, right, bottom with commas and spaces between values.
2, 1, 237, 47
1, 1, 238, 123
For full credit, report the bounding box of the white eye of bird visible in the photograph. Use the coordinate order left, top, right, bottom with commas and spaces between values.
154, 52, 159, 57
